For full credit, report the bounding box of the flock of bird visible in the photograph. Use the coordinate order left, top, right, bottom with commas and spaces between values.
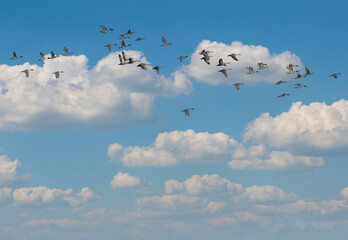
7, 25, 343, 117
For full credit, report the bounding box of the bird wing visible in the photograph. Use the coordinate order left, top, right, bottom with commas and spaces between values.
218, 59, 223, 65
118, 54, 124, 64
305, 66, 310, 74
40, 52, 44, 58
161, 36, 167, 44
121, 40, 125, 47
122, 51, 127, 62
13, 52, 17, 57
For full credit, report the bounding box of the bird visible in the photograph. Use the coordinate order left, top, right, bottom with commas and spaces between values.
48, 51, 59, 59
125, 29, 134, 35
199, 49, 213, 55
63, 47, 73, 56
52, 71, 64, 79
182, 108, 194, 116
294, 83, 307, 89
119, 40, 131, 49
99, 25, 114, 33
276, 80, 287, 85
295, 73, 302, 79
233, 82, 244, 90
9, 51, 23, 60
178, 56, 188, 63
104, 44, 117, 51
137, 63, 151, 70
286, 64, 298, 74
135, 37, 145, 41
21, 69, 34, 78
304, 66, 314, 77
330, 73, 342, 79
127, 58, 139, 64
201, 54, 211, 65
161, 36, 172, 47
119, 34, 130, 40
121, 51, 129, 63
246, 66, 258, 74
152, 66, 165, 74
278, 93, 289, 98
257, 62, 268, 70
219, 68, 231, 77
118, 54, 127, 65
217, 58, 230, 66
228, 53, 240, 61
38, 52, 46, 61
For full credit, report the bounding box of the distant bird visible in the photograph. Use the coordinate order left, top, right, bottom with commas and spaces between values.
278, 93, 289, 98
294, 83, 307, 89
127, 58, 139, 64
118, 54, 127, 65
137, 63, 151, 70
201, 55, 211, 65
330, 73, 342, 79
9, 51, 22, 60
125, 29, 134, 35
178, 56, 188, 63
161, 36, 172, 47
119, 40, 131, 49
304, 66, 314, 77
286, 64, 298, 74
257, 62, 268, 70
199, 49, 213, 55
104, 44, 117, 51
246, 66, 258, 74
38, 52, 46, 61
152, 66, 165, 74
295, 73, 302, 79
63, 47, 73, 56
219, 68, 232, 77
48, 51, 59, 59
182, 108, 194, 116
119, 34, 130, 40
217, 58, 230, 66
228, 53, 240, 61
135, 37, 145, 41
99, 25, 114, 33
233, 82, 244, 90
276, 80, 287, 85
21, 69, 34, 78
52, 71, 64, 79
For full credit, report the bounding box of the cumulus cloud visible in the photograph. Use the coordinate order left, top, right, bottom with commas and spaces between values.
110, 172, 141, 189
234, 185, 297, 202
341, 187, 348, 199
0, 51, 192, 130
165, 174, 242, 195
0, 155, 30, 187
183, 40, 303, 86
12, 186, 99, 206
243, 99, 348, 153
108, 129, 239, 167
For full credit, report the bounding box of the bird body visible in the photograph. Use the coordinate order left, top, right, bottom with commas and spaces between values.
304, 66, 314, 77
52, 71, 63, 79
219, 68, 231, 77
137, 63, 151, 70
330, 73, 342, 79
135, 37, 145, 41
10, 51, 23, 60
152, 66, 165, 74
295, 73, 302, 79
294, 83, 307, 89
246, 66, 258, 74
182, 108, 194, 116
286, 64, 298, 74
21, 69, 34, 78
278, 93, 289, 98
178, 56, 188, 63
161, 36, 172, 47
257, 62, 268, 70
99, 25, 114, 33
233, 82, 244, 90
125, 29, 134, 35
48, 51, 59, 59
217, 58, 230, 66
228, 53, 240, 61
276, 80, 287, 85
39, 52, 46, 61
63, 47, 73, 56
104, 44, 117, 51
119, 34, 130, 40
119, 40, 131, 49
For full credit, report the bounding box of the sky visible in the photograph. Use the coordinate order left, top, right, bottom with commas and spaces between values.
0, 0, 348, 239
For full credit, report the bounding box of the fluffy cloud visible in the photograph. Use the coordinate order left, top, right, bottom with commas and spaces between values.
110, 172, 141, 189
0, 51, 192, 130
184, 40, 303, 86
12, 186, 99, 206
234, 185, 297, 202
108, 129, 239, 167
341, 187, 348, 199
0, 155, 30, 187
165, 174, 242, 195
229, 146, 324, 171
243, 99, 348, 153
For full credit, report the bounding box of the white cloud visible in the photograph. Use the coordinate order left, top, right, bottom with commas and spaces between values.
108, 129, 239, 167
165, 174, 242, 195
12, 186, 99, 206
22, 218, 81, 227
341, 187, 348, 199
184, 40, 303, 86
0, 51, 192, 130
0, 155, 30, 187
229, 148, 324, 171
234, 185, 297, 202
205, 212, 261, 226
110, 172, 141, 189
243, 99, 348, 153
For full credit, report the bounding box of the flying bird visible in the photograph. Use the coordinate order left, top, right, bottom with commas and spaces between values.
233, 82, 244, 90
295, 73, 302, 79
152, 66, 165, 74
246, 66, 258, 74
276, 80, 287, 85
119, 40, 131, 49
178, 56, 188, 63
9, 51, 22, 60
48, 51, 59, 59
330, 73, 342, 79
294, 83, 307, 89
21, 69, 34, 78
219, 68, 231, 77
63, 47, 73, 56
104, 44, 117, 51
257, 62, 268, 70
228, 53, 240, 61
278, 93, 290, 98
217, 58, 230, 66
38, 52, 46, 61
286, 64, 298, 74
125, 29, 134, 35
137, 63, 151, 70
118, 54, 127, 65
135, 37, 145, 41
182, 108, 194, 116
161, 36, 172, 47
304, 66, 314, 77
52, 71, 64, 79
99, 25, 114, 33
119, 34, 130, 40
199, 49, 213, 55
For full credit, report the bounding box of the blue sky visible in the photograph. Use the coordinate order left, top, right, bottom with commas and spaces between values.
0, 0, 348, 239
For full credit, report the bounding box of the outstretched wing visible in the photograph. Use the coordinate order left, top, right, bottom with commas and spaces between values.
161, 36, 167, 44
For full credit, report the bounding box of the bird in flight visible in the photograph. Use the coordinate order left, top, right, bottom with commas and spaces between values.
295, 73, 302, 79
10, 51, 23, 60
104, 44, 118, 51
161, 36, 172, 47
178, 56, 188, 63
219, 68, 232, 77
119, 34, 130, 40
182, 108, 194, 116
63, 47, 73, 56
125, 29, 134, 35
246, 66, 258, 74
330, 73, 342, 79
217, 58, 230, 66
152, 66, 165, 74
233, 82, 244, 90
294, 83, 307, 89
99, 25, 114, 33
137, 63, 151, 70
286, 63, 298, 74
276, 80, 287, 85
52, 71, 64, 79
135, 37, 145, 41
304, 66, 314, 77
278, 93, 290, 98
38, 52, 46, 61
257, 62, 268, 70
48, 51, 59, 59
21, 69, 34, 78
119, 40, 131, 49
228, 53, 240, 61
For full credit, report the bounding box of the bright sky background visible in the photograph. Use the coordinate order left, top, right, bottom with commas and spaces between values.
0, 0, 348, 239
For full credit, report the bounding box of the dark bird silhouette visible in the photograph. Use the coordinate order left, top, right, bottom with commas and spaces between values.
278, 93, 290, 98
161, 36, 172, 47
63, 47, 73, 56
182, 108, 194, 116
152, 66, 165, 74
10, 51, 23, 60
